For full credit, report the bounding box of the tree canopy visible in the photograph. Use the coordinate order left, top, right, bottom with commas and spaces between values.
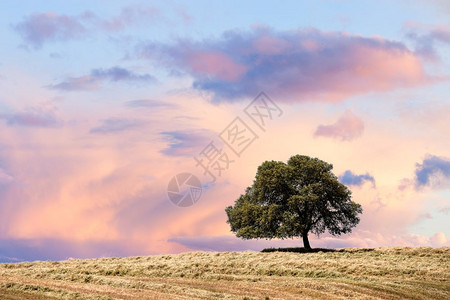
225, 155, 363, 249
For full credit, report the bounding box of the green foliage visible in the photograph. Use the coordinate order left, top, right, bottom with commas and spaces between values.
226, 155, 363, 248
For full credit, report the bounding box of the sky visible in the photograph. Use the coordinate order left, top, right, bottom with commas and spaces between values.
0, 0, 449, 262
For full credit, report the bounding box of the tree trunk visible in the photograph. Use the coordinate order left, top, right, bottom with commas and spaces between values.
302, 232, 311, 250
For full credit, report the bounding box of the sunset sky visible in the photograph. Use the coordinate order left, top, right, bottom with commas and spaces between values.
0, 0, 449, 262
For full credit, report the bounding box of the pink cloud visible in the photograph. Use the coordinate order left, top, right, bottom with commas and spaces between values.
252, 35, 290, 54
48, 67, 155, 91
185, 51, 248, 81
48, 75, 98, 91
0, 106, 63, 128
0, 90, 447, 262
14, 5, 160, 49
139, 28, 435, 102
0, 168, 13, 184
90, 118, 144, 134
314, 110, 364, 141
14, 12, 88, 48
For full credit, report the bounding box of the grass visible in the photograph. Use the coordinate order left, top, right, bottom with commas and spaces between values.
261, 247, 343, 253
0, 247, 448, 299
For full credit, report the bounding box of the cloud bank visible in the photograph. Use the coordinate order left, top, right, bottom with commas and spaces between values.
139, 28, 431, 102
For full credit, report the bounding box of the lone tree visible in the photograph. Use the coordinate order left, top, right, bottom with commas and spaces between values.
225, 155, 362, 250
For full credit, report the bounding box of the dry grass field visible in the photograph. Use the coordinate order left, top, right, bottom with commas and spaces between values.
0, 247, 449, 299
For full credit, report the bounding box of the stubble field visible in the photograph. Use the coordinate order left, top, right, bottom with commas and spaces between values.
0, 247, 449, 299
